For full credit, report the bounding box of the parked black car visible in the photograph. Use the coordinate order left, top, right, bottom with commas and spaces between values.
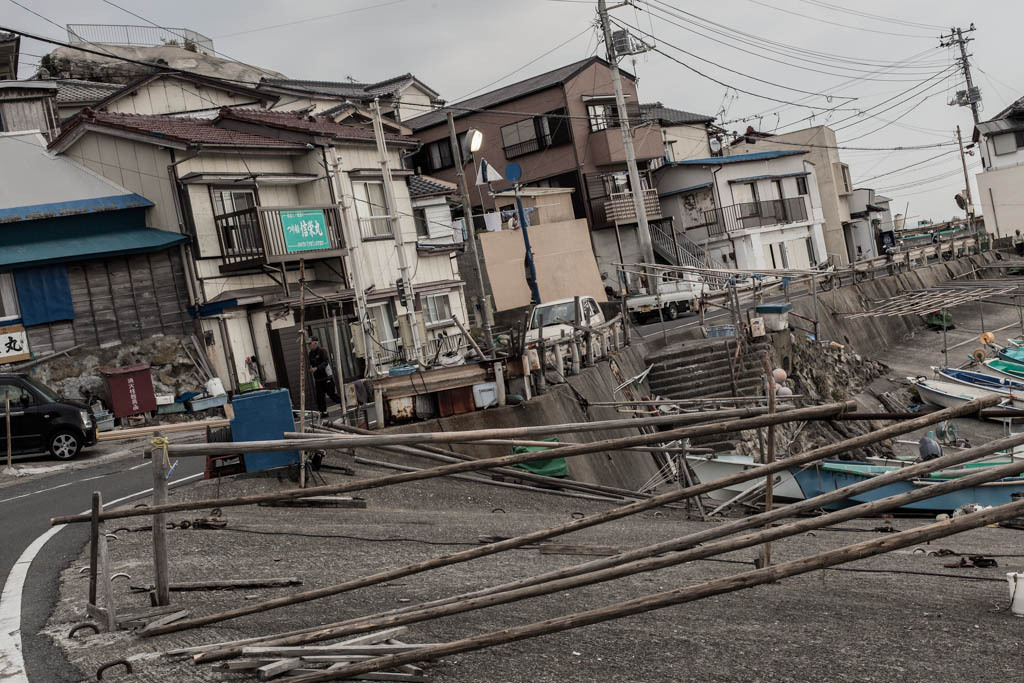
0, 373, 97, 459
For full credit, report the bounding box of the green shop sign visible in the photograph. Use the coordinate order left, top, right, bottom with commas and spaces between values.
280, 209, 330, 253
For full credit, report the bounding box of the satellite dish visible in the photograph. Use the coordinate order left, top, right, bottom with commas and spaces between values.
709, 138, 723, 156
505, 162, 522, 182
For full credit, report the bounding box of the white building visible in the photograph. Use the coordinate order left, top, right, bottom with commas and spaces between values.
845, 188, 894, 261
654, 149, 827, 273
975, 98, 1024, 238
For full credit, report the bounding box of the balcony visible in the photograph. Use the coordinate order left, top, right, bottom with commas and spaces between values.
215, 205, 346, 272
702, 197, 809, 237
603, 189, 663, 225
503, 134, 553, 159
588, 127, 664, 167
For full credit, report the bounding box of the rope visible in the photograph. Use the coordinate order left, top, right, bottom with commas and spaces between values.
151, 435, 170, 469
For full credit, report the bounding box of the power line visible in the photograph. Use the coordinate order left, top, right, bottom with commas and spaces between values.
857, 150, 959, 184
214, 0, 410, 40
746, 0, 935, 39
796, 0, 946, 32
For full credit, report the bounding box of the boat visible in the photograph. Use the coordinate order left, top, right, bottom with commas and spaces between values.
997, 346, 1024, 366
935, 367, 1024, 395
790, 459, 1024, 513
983, 358, 1024, 381
685, 453, 804, 503
909, 377, 1024, 415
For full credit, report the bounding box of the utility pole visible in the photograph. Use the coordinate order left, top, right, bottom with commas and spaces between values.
940, 25, 981, 125
371, 98, 422, 364
447, 112, 494, 354
597, 0, 656, 284
956, 125, 974, 220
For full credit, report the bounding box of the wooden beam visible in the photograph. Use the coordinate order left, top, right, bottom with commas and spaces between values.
56, 400, 863, 526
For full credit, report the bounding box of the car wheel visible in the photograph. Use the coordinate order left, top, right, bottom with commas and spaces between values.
665, 303, 679, 321
49, 430, 82, 460
633, 313, 647, 325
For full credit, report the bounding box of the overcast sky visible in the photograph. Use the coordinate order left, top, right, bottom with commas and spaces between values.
8, 0, 1021, 225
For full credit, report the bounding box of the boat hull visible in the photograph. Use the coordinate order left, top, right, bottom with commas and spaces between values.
912, 378, 1024, 415
790, 463, 1024, 513
937, 367, 1024, 395
686, 454, 804, 503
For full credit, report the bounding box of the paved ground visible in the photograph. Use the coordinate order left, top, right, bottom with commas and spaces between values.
0, 433, 207, 683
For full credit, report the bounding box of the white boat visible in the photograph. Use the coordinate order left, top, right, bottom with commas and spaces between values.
685, 453, 805, 503
909, 378, 1024, 417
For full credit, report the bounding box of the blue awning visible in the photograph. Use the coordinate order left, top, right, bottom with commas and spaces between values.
0, 227, 188, 269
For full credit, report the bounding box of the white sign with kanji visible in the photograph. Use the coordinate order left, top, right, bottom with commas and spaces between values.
0, 324, 30, 363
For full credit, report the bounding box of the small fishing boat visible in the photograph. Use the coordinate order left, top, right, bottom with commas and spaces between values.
983, 358, 1024, 381
909, 377, 1024, 414
936, 367, 1024, 395
997, 346, 1024, 366
685, 453, 804, 503
790, 459, 1024, 513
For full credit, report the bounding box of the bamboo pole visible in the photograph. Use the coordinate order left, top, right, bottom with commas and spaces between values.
195, 429, 1024, 662
54, 400, 860, 526
289, 497, 1024, 683
146, 399, 983, 638
210, 450, 1024, 670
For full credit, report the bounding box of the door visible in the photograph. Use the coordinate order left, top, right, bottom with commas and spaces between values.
0, 380, 42, 453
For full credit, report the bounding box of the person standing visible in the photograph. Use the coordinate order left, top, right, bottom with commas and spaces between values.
1014, 230, 1024, 256
308, 337, 341, 416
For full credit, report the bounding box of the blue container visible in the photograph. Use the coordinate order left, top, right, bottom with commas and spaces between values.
230, 389, 300, 473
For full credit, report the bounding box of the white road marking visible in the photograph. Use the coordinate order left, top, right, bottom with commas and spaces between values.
0, 472, 203, 682
0, 462, 150, 507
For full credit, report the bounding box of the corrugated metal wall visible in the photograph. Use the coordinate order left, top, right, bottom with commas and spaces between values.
25, 249, 192, 354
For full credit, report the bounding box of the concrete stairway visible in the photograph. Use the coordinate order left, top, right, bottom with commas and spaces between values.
645, 337, 773, 452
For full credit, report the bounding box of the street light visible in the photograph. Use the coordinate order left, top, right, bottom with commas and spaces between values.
463, 128, 484, 157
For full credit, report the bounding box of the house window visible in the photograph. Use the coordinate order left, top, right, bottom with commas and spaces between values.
367, 301, 400, 357
795, 176, 809, 196
994, 133, 1017, 155
838, 164, 853, 194
499, 109, 569, 159
587, 103, 618, 132
354, 182, 393, 239
413, 207, 430, 238
0, 273, 19, 321
423, 293, 452, 326
211, 188, 258, 254
426, 140, 454, 171
805, 237, 817, 266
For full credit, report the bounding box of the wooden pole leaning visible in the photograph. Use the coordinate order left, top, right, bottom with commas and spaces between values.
192, 428, 1024, 661
145, 399, 984, 638
205, 447, 1024, 668
88, 491, 101, 606
288, 496, 1024, 683
54, 400, 860, 527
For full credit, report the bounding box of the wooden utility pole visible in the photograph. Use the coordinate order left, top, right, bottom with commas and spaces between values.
4, 394, 10, 469
940, 25, 981, 124
761, 362, 776, 569
956, 125, 975, 227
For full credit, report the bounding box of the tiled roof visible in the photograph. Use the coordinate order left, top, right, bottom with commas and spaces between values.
665, 150, 807, 165
56, 79, 122, 104
53, 109, 306, 149
640, 102, 714, 125
407, 175, 456, 198
259, 73, 440, 101
406, 57, 622, 131
216, 107, 417, 145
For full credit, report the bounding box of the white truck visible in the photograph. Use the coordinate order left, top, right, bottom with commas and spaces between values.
524, 296, 605, 346
626, 277, 702, 325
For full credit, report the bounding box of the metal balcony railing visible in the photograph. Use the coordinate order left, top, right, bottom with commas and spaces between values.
67, 24, 215, 54
503, 134, 553, 159
215, 205, 346, 268
703, 197, 808, 236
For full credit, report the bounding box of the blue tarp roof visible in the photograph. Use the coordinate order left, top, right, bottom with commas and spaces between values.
663, 150, 806, 166
0, 193, 154, 224
0, 227, 187, 269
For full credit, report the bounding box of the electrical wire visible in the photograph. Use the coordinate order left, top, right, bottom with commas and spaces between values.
746, 0, 935, 39
213, 0, 411, 40
857, 150, 959, 184
796, 0, 946, 31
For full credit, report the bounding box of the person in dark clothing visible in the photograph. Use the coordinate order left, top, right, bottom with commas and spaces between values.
308, 337, 341, 416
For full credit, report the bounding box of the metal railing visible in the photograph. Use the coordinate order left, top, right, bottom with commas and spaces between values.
703, 197, 808, 236
503, 134, 553, 159
370, 332, 469, 370
67, 24, 215, 54
214, 205, 346, 267
604, 189, 663, 224
648, 222, 730, 289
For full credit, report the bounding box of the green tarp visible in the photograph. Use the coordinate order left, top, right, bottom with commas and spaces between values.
511, 437, 568, 478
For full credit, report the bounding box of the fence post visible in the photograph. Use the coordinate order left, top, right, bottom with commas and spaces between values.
151, 432, 170, 607
536, 326, 547, 395
584, 330, 595, 368
88, 491, 100, 606
569, 335, 581, 376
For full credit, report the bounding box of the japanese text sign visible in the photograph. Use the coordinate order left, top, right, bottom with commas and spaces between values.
0, 324, 30, 363
280, 209, 330, 253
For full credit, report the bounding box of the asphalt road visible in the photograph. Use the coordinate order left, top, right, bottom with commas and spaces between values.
0, 447, 205, 682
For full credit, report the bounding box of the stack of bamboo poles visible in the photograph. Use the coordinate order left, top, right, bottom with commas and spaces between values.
52, 396, 1024, 682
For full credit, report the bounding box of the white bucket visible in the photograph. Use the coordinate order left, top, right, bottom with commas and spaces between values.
205, 377, 226, 397
1008, 572, 1024, 617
